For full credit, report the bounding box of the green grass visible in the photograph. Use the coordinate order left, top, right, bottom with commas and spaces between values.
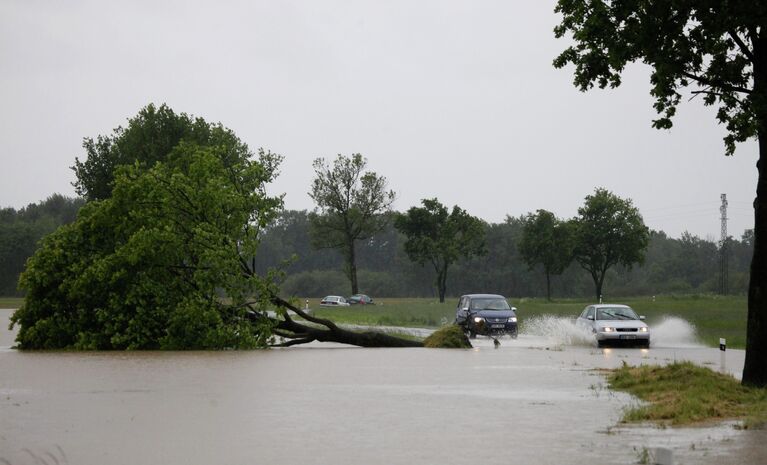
308, 294, 748, 349
608, 361, 767, 427
0, 297, 23, 309
3, 294, 747, 349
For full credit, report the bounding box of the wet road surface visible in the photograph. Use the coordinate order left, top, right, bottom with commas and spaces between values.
1, 309, 765, 465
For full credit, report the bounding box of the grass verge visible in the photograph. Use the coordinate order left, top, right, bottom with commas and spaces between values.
309, 295, 746, 348
608, 362, 767, 427
0, 297, 23, 309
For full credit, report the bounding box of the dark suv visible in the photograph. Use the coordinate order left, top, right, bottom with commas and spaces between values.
455, 294, 518, 338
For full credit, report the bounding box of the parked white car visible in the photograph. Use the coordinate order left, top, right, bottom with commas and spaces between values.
576, 304, 650, 348
319, 295, 350, 307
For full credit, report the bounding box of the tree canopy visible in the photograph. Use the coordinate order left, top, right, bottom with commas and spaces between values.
12, 145, 283, 349
395, 199, 486, 303
72, 103, 251, 201
553, 0, 767, 386
308, 154, 395, 295
572, 188, 649, 300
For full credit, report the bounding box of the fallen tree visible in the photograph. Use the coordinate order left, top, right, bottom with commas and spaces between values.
11, 106, 420, 350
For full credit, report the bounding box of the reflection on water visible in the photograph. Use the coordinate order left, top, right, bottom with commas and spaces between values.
1, 309, 762, 465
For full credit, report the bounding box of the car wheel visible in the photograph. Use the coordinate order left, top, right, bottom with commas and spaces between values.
469, 329, 477, 339
511, 333, 518, 340
597, 340, 605, 348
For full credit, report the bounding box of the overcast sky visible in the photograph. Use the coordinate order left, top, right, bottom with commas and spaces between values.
0, 0, 757, 240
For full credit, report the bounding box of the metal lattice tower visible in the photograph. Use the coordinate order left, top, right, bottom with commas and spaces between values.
719, 193, 729, 295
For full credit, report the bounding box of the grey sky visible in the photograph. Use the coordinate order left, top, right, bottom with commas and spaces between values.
0, 0, 757, 239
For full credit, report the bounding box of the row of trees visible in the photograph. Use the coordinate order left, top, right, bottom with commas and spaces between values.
252, 208, 752, 300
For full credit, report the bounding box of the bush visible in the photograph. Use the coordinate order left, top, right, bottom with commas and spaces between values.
423, 324, 472, 348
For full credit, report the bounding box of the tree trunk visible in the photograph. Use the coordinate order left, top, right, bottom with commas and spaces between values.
545, 270, 552, 301
346, 238, 359, 295
437, 266, 447, 303
742, 122, 767, 387
266, 296, 422, 348
742, 35, 767, 387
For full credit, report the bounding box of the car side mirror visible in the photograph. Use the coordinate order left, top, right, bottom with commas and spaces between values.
462, 306, 469, 311
511, 307, 517, 312
639, 315, 645, 320
587, 315, 594, 321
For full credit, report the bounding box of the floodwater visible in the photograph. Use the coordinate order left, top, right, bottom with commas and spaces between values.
1, 309, 765, 465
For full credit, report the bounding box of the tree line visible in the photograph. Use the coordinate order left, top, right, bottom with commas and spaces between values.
0, 195, 84, 295
1, 189, 753, 302
254, 209, 753, 301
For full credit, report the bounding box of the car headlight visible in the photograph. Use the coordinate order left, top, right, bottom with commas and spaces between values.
508, 317, 517, 323
601, 327, 615, 333
473, 317, 484, 323
639, 327, 648, 332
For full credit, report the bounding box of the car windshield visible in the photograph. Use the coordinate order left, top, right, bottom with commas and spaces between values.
596, 307, 639, 320
469, 298, 510, 311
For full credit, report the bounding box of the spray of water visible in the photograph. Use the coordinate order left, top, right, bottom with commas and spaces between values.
521, 315, 595, 347
650, 316, 702, 348
520, 315, 702, 348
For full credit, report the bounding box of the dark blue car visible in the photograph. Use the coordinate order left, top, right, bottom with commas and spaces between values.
455, 294, 518, 339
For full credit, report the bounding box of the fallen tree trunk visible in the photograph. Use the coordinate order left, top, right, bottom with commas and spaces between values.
262, 296, 423, 348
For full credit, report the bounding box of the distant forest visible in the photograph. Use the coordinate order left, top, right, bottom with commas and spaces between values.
1, 197, 753, 299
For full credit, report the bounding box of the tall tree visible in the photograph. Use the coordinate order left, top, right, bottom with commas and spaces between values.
308, 154, 395, 295
553, 1, 767, 386
395, 199, 486, 303
519, 210, 574, 301
572, 188, 649, 300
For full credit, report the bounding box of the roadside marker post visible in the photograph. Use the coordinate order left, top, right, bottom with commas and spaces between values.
720, 338, 727, 374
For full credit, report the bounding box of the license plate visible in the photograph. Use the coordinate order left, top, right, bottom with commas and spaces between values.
491, 324, 505, 328
620, 335, 637, 340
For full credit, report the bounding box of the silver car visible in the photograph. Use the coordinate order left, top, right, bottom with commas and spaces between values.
320, 295, 350, 307
576, 304, 650, 348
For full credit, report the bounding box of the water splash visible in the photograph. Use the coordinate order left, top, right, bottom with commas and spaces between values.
649, 316, 702, 348
520, 315, 702, 349
521, 315, 595, 347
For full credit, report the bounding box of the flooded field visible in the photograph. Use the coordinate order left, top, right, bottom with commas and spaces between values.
1, 309, 765, 465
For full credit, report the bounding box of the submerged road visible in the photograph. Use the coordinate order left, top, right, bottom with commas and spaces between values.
1, 309, 764, 465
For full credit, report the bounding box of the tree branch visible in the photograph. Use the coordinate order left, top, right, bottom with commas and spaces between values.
271, 337, 316, 347
729, 30, 755, 64
681, 71, 752, 95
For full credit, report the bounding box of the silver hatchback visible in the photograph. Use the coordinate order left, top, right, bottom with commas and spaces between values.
576, 304, 650, 348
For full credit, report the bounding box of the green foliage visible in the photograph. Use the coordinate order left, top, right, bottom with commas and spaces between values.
282, 270, 349, 298
251, 210, 752, 300
395, 198, 486, 302
553, 1, 765, 155
519, 210, 574, 300
573, 188, 650, 299
11, 137, 283, 349
608, 362, 767, 426
308, 154, 395, 295
0, 195, 84, 296
72, 103, 252, 200
423, 324, 472, 348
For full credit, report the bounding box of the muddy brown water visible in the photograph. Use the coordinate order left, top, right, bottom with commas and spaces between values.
1, 309, 765, 465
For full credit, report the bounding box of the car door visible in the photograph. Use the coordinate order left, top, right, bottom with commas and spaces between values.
455, 297, 469, 324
